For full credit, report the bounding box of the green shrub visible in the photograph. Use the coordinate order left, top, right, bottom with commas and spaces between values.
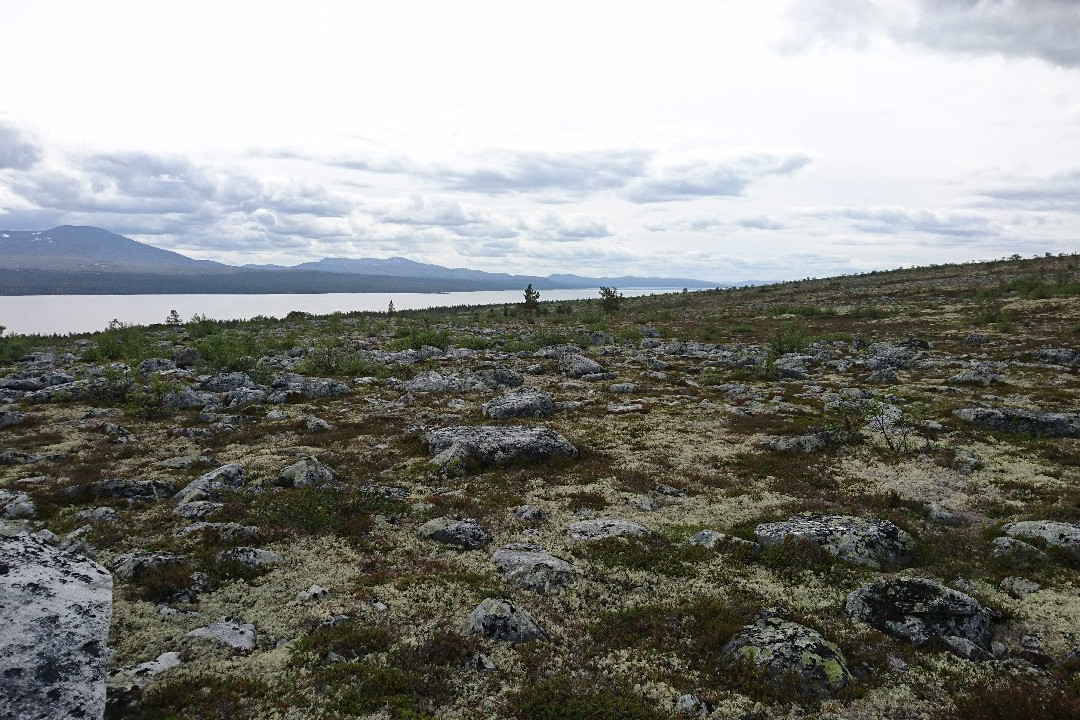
509, 677, 666, 720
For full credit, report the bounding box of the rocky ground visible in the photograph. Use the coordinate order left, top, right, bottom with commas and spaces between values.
2, 254, 1080, 719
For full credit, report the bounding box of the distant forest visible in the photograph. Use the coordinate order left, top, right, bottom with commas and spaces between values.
0, 269, 526, 295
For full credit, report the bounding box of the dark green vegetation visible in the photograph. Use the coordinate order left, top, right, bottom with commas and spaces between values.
4, 252, 1080, 719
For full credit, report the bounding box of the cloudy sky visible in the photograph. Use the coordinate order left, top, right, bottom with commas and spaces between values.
1, 0, 1078, 282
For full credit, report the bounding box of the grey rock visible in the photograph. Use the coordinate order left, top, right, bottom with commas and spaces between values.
471, 652, 496, 673
607, 403, 646, 414
138, 358, 176, 375
272, 372, 349, 398
768, 432, 831, 453
482, 388, 555, 419
566, 516, 650, 541
689, 530, 759, 554
227, 387, 267, 409
154, 454, 218, 471
174, 522, 260, 544
755, 514, 913, 569
948, 365, 1003, 386
74, 507, 121, 524
93, 477, 176, 502
402, 370, 475, 393
196, 372, 254, 392
465, 598, 547, 642
1033, 348, 1080, 366
0, 489, 36, 519
0, 534, 113, 720
559, 353, 606, 378
418, 516, 491, 550
173, 501, 224, 520
0, 410, 33, 429
845, 578, 997, 659
302, 414, 334, 433
534, 344, 583, 359
608, 382, 638, 394
868, 368, 899, 384
426, 425, 578, 471
217, 547, 284, 567
989, 536, 1047, 562
1003, 520, 1080, 558
720, 612, 853, 698
162, 387, 219, 410
512, 505, 549, 523
999, 576, 1041, 598
173, 464, 245, 505
475, 367, 525, 390
674, 693, 711, 717
626, 494, 660, 511
655, 484, 688, 497
111, 551, 184, 580
954, 407, 1080, 438
492, 542, 574, 593
186, 617, 255, 652
277, 456, 337, 488
927, 503, 964, 526
173, 347, 201, 368
962, 333, 990, 346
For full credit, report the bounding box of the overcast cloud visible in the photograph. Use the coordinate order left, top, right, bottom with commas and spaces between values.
0, 1, 1078, 281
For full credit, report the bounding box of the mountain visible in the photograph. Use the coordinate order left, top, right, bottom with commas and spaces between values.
0, 225, 722, 294
0, 226, 231, 273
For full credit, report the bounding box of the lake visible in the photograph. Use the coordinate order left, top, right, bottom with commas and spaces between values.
0, 287, 687, 336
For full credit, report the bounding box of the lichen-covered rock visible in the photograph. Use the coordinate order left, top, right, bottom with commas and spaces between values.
174, 522, 260, 544
689, 530, 759, 554
217, 547, 283, 567
418, 516, 491, 550
492, 542, 574, 593
954, 407, 1080, 438
137, 358, 176, 375
173, 464, 246, 505
75, 507, 121, 524
513, 504, 549, 523
0, 489, 36, 519
474, 367, 524, 390
559, 353, 606, 378
482, 388, 555, 419
425, 425, 578, 470
1033, 348, 1080, 366
1, 534, 113, 720
186, 617, 255, 652
947, 365, 1003, 386
0, 410, 33, 429
845, 578, 997, 659
92, 477, 176, 502
767, 433, 831, 453
195, 372, 254, 392
755, 514, 913, 569
401, 370, 476, 393
272, 372, 349, 398
1002, 520, 1080, 559
566, 516, 650, 541
465, 598, 547, 642
720, 612, 853, 699
277, 456, 337, 488
111, 551, 184, 580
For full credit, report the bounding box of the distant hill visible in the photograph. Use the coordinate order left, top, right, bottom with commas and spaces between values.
0, 226, 722, 294
0, 226, 231, 273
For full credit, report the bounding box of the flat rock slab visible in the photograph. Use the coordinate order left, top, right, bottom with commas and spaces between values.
425, 426, 578, 470
1, 534, 113, 720
492, 542, 574, 594
721, 612, 853, 699
187, 618, 255, 652
482, 388, 555, 420
755, 514, 913, 569
418, 516, 492, 550
566, 517, 650, 541
465, 598, 547, 643
954, 407, 1080, 438
845, 577, 997, 660
1002, 520, 1080, 558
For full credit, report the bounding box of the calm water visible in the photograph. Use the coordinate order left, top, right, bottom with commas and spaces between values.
0, 288, 685, 336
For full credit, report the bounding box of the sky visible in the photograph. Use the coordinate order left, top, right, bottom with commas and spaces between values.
0, 0, 1078, 283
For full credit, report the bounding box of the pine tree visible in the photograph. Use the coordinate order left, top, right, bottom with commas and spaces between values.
522, 284, 540, 315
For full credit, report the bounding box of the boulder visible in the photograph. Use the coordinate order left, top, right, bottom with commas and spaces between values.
425, 426, 578, 471
75, 507, 121, 524
217, 547, 283, 568
845, 578, 997, 660
954, 407, 1080, 438
402, 370, 475, 393
512, 505, 549, 523
418, 517, 491, 550
173, 501, 224, 520
186, 618, 255, 652
92, 478, 176, 502
301, 415, 334, 433
174, 522, 260, 544
755, 514, 913, 569
475, 367, 525, 390
492, 542, 574, 593
173, 464, 246, 506
566, 517, 650, 541
559, 353, 606, 378
1002, 520, 1080, 559
271, 372, 349, 398
465, 598, 547, 642
0, 489, 36, 519
1033, 348, 1080, 366
277, 456, 337, 488
482, 388, 555, 419
195, 372, 254, 392
137, 358, 176, 375
0, 411, 33, 429
947, 365, 1003, 386
767, 433, 831, 453
0, 534, 113, 720
111, 551, 184, 581
720, 612, 853, 699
